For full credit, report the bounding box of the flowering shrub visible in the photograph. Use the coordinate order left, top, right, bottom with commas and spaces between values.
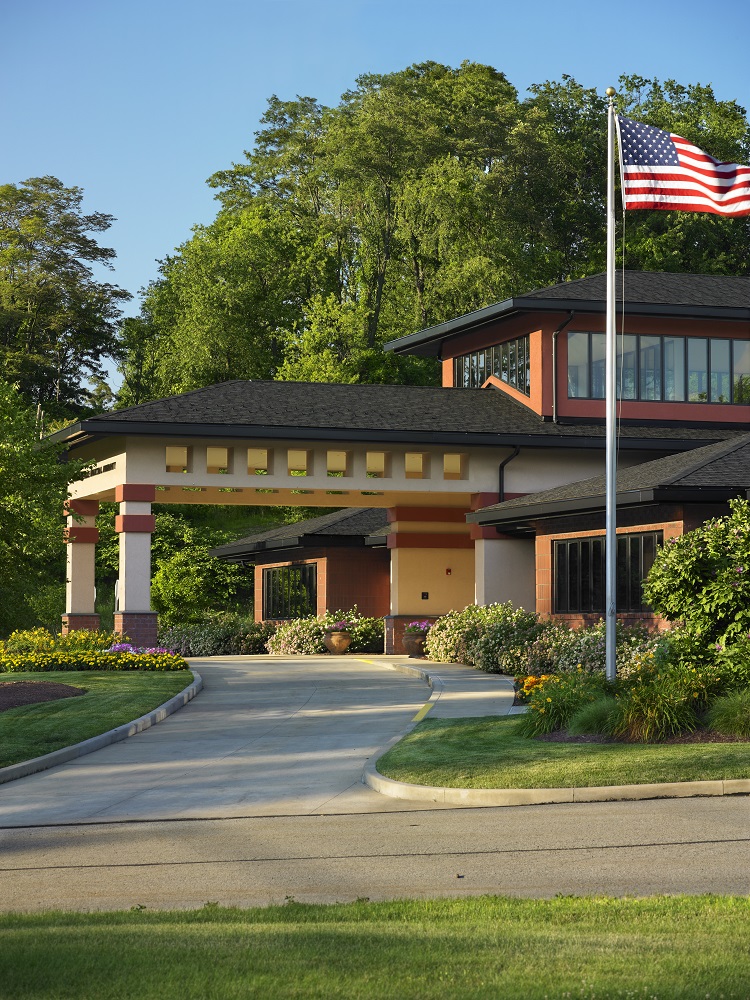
4, 628, 126, 653
474, 607, 548, 674
327, 621, 353, 632
424, 603, 533, 666
157, 616, 276, 656
0, 651, 188, 672
514, 673, 554, 702
267, 609, 384, 655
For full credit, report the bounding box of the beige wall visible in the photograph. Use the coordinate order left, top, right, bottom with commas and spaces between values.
390, 547, 474, 617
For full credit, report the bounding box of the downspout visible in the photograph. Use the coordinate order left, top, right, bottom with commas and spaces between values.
498, 446, 521, 502
551, 311, 575, 424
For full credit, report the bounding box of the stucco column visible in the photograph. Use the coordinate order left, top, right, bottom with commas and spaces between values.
473, 529, 536, 611
62, 499, 100, 633
113, 484, 157, 647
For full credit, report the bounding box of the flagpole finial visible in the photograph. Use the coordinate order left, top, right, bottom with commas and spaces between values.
606, 87, 616, 97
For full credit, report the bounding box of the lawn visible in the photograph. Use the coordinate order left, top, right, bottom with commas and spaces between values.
376, 715, 750, 789
0, 670, 194, 769
0, 896, 746, 999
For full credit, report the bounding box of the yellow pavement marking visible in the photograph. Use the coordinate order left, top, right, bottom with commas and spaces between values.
412, 701, 435, 722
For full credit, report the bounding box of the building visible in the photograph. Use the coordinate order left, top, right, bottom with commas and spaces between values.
53, 271, 750, 651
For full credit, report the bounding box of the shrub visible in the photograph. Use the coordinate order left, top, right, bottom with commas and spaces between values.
0, 651, 188, 672
157, 616, 275, 657
4, 628, 129, 653
266, 609, 384, 655
516, 671, 610, 736
473, 606, 546, 674
567, 697, 619, 736
425, 603, 542, 667
706, 690, 750, 738
714, 636, 750, 692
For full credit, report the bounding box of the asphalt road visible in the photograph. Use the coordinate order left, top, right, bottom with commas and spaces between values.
0, 656, 748, 911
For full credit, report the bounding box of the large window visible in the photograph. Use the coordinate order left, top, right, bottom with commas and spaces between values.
568, 331, 750, 404
263, 564, 317, 620
554, 531, 662, 614
453, 335, 530, 395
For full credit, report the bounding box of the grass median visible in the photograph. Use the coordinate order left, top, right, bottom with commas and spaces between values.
0, 896, 747, 999
0, 670, 194, 769
376, 715, 750, 789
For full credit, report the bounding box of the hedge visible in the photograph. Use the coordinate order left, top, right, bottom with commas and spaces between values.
0, 651, 189, 673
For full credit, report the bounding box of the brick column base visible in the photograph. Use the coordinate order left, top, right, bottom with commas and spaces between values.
385, 615, 438, 655
61, 613, 101, 635
114, 612, 159, 648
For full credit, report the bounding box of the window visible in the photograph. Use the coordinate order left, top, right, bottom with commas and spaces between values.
554, 531, 662, 614
263, 564, 317, 620
453, 335, 531, 395
569, 331, 750, 404
165, 446, 190, 473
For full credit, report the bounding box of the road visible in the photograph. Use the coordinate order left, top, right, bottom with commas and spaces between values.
0, 656, 748, 911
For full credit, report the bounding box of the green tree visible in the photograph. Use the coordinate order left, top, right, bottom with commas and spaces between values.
0, 177, 130, 417
0, 380, 88, 636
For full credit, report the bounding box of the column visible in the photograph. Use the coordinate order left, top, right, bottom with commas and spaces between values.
61, 499, 100, 634
113, 484, 157, 647
384, 506, 474, 654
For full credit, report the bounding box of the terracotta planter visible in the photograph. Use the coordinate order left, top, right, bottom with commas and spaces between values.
402, 634, 426, 658
324, 630, 352, 654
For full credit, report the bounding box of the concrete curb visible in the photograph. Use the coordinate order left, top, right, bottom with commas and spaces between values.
0, 671, 202, 786
361, 659, 750, 807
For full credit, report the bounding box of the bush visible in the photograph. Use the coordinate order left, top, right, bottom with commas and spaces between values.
3, 628, 129, 653
266, 609, 384, 656
473, 606, 546, 674
714, 637, 750, 692
567, 697, 619, 736
610, 679, 700, 743
516, 671, 610, 736
157, 615, 276, 657
425, 603, 541, 666
0, 651, 188, 672
706, 690, 750, 738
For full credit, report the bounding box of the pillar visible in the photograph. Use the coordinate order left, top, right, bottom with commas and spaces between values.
384, 506, 474, 654
62, 499, 100, 634
472, 530, 536, 610
113, 484, 158, 647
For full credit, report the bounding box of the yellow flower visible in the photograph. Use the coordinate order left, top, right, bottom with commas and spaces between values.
546, 697, 552, 702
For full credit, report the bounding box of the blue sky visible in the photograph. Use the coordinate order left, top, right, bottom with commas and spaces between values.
4, 0, 750, 317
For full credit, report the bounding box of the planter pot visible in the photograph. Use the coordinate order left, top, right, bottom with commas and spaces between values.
324, 630, 352, 654
402, 634, 426, 658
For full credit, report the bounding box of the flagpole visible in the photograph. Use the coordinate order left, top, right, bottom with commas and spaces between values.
605, 87, 617, 683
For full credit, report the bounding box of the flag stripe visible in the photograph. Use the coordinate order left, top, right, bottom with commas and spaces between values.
617, 115, 750, 217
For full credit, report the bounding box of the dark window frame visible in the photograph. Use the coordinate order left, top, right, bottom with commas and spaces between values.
453, 335, 531, 395
262, 563, 317, 620
554, 531, 663, 614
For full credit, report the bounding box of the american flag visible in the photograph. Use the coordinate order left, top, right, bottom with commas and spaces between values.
616, 115, 750, 216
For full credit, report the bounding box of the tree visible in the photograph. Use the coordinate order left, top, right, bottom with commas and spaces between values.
0, 176, 130, 418
0, 380, 88, 636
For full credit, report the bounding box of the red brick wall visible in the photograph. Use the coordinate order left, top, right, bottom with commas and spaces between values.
385, 614, 439, 655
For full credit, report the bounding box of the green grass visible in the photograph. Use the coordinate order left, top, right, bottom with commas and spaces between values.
377, 716, 750, 788
0, 670, 193, 768
0, 897, 747, 999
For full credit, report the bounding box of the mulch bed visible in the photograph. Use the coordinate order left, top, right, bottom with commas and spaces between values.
536, 728, 750, 745
0, 681, 86, 713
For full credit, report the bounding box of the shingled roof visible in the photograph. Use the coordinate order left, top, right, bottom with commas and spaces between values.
468, 431, 750, 528
386, 270, 750, 357
211, 507, 388, 561
51, 379, 740, 452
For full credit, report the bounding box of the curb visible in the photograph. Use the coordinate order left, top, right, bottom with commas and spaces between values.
0, 671, 203, 786
360, 660, 750, 807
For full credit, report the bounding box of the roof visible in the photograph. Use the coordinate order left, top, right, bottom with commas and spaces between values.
468, 431, 750, 528
50, 379, 742, 453
211, 507, 388, 561
385, 270, 750, 357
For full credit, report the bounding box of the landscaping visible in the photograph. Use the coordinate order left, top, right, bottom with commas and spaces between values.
0, 629, 192, 769
0, 896, 747, 999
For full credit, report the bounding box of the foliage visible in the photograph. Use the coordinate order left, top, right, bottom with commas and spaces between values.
0, 380, 89, 638
3, 628, 125, 653
150, 545, 253, 627
706, 690, 750, 739
566, 697, 619, 737
424, 603, 518, 665
0, 176, 129, 416
157, 616, 276, 657
119, 67, 750, 405
403, 620, 432, 635
610, 678, 700, 743
516, 671, 610, 737
473, 606, 547, 674
714, 636, 750, 692
267, 609, 384, 655
643, 498, 750, 647
518, 620, 651, 676
0, 651, 187, 672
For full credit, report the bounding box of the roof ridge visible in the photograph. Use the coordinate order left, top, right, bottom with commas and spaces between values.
659, 431, 750, 486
